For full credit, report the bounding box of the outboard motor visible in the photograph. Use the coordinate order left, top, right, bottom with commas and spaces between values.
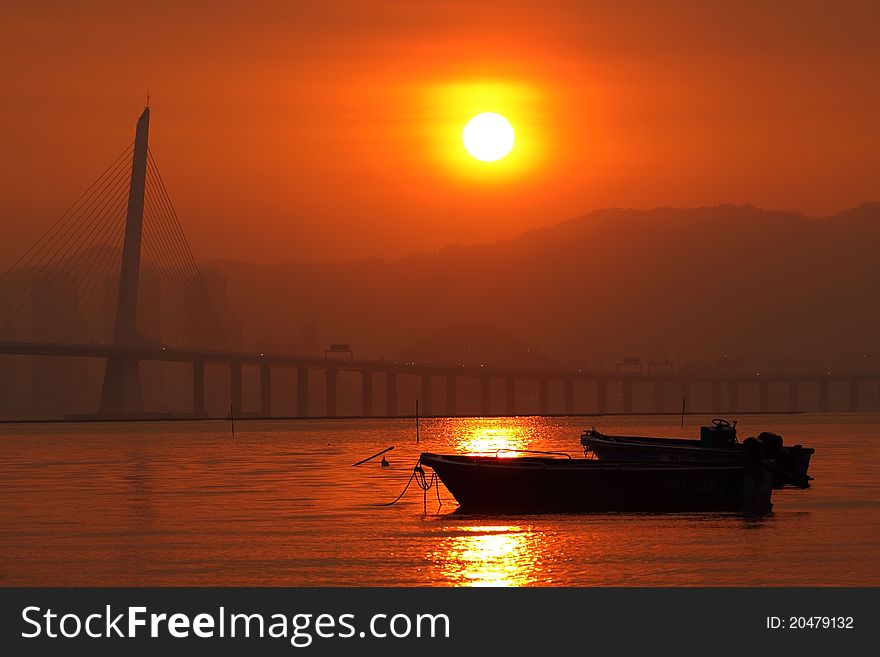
700, 418, 738, 447
757, 431, 784, 460
757, 431, 783, 446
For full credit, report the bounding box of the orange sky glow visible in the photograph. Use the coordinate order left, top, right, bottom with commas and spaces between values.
1, 0, 877, 265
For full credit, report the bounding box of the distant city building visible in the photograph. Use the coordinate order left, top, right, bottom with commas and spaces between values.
31, 269, 81, 342
30, 269, 88, 417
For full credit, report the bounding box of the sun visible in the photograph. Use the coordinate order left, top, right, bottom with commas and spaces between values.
463, 112, 515, 162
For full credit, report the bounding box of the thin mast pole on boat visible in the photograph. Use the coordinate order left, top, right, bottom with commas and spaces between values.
680, 397, 687, 428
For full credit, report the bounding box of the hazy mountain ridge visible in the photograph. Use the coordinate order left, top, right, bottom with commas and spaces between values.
203, 202, 880, 369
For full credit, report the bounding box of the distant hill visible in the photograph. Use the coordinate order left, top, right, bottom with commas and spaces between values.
204, 202, 880, 372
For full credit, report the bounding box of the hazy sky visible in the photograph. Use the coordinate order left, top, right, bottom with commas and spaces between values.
1, 0, 877, 265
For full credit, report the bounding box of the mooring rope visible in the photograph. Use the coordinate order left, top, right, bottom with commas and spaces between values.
382, 461, 443, 513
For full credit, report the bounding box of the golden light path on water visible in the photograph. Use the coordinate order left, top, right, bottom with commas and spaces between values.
430, 526, 539, 587
452, 419, 532, 455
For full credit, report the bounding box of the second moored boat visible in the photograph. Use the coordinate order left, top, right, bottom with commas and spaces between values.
581, 419, 814, 487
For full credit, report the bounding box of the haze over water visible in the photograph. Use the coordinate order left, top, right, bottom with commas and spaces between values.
1, 413, 877, 586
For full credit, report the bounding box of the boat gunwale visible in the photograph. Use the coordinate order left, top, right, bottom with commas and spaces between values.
419, 451, 755, 474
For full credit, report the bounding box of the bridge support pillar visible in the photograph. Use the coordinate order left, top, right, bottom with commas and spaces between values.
819, 379, 829, 412
230, 361, 242, 417
446, 375, 457, 416
622, 380, 633, 414
759, 381, 769, 413
538, 378, 549, 415
421, 374, 433, 417
99, 356, 143, 416
597, 380, 607, 414
849, 380, 858, 412
480, 376, 491, 416
324, 368, 339, 417
325, 368, 338, 418
362, 370, 374, 417
297, 367, 309, 418
386, 372, 397, 417
788, 381, 798, 412
192, 361, 205, 416
260, 365, 272, 418
654, 380, 665, 413
728, 381, 739, 413
564, 378, 574, 415
505, 378, 516, 415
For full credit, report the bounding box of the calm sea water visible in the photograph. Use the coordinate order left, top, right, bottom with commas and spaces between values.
1, 413, 878, 586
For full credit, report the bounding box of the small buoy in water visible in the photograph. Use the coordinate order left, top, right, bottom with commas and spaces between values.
380, 456, 390, 467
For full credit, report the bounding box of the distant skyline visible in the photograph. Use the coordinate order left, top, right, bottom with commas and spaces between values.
2, 0, 878, 267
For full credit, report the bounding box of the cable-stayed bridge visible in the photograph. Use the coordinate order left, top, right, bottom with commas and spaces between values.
0, 107, 226, 416
0, 108, 878, 420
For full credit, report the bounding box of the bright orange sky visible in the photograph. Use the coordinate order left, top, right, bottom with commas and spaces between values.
1, 0, 877, 265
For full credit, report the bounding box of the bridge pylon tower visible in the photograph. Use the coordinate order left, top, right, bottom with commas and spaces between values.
98, 106, 150, 415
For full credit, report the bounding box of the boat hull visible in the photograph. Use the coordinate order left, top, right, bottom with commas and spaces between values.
420, 453, 774, 513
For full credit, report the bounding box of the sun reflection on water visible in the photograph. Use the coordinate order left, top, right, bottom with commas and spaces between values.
431, 525, 542, 586
453, 419, 533, 456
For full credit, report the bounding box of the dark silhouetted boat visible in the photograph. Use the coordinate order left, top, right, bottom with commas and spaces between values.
580, 419, 813, 487
419, 444, 780, 513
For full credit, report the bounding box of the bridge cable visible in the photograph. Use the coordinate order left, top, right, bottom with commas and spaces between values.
76, 207, 129, 342
0, 142, 133, 292
0, 149, 132, 330
145, 153, 226, 349
142, 180, 216, 346
141, 174, 225, 348
25, 174, 133, 336
0, 150, 131, 317
65, 194, 131, 341
147, 150, 229, 349
0, 162, 131, 330
141, 199, 201, 345
0, 154, 133, 338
